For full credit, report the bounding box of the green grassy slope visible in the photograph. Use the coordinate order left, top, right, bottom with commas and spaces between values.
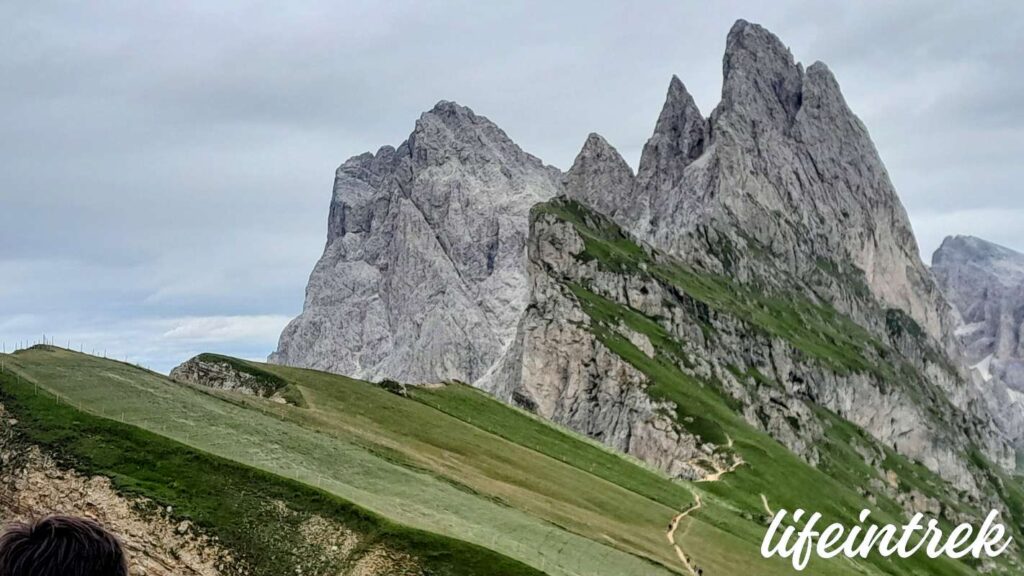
4, 315, 1019, 576
0, 367, 541, 576
235, 362, 688, 571
1, 347, 679, 576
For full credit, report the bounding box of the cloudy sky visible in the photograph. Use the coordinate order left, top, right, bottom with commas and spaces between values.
3, 1, 1022, 373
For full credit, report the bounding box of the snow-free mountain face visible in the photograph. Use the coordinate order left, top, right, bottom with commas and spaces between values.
274, 20, 1023, 518
552, 20, 1024, 479
566, 20, 956, 350
270, 101, 561, 384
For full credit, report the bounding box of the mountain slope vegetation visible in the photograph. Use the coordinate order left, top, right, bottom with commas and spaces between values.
6, 329, 1021, 574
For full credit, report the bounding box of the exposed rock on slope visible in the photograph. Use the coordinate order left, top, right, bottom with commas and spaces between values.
0, 406, 420, 576
271, 102, 561, 384
487, 199, 1010, 497
934, 235, 1024, 446
1, 447, 229, 576
172, 354, 293, 403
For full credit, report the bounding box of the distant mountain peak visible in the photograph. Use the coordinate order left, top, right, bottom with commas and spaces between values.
935, 235, 1024, 266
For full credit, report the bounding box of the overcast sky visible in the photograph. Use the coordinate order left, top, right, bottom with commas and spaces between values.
2, 1, 1022, 373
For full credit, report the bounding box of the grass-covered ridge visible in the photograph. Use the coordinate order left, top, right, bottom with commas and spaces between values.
0, 367, 543, 576
1, 347, 686, 576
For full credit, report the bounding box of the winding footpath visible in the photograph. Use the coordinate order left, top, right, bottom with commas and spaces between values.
667, 435, 745, 574
666, 494, 702, 575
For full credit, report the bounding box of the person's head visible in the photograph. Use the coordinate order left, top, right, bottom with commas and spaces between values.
0, 516, 128, 576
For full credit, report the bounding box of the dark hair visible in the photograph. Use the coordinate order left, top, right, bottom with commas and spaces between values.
0, 516, 128, 576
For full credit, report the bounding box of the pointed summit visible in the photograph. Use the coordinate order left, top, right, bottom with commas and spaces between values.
565, 133, 635, 220
636, 75, 708, 193
719, 19, 803, 126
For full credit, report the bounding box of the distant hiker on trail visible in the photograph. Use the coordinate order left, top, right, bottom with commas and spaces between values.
0, 515, 129, 576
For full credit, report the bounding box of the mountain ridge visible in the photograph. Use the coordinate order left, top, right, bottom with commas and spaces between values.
270, 19, 1024, 550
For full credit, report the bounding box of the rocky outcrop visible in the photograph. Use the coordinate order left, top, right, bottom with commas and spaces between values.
171, 354, 292, 404
271, 102, 561, 384
482, 213, 726, 480
934, 235, 1024, 449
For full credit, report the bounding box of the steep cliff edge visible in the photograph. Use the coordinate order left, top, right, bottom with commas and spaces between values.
487, 198, 1021, 545
271, 102, 561, 384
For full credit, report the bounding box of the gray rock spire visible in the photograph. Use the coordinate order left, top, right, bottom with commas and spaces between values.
271, 101, 562, 384
636, 76, 708, 191
628, 20, 954, 348
564, 133, 635, 220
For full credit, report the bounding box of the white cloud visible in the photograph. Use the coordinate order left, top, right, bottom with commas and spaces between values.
161, 314, 292, 343
1, 313, 293, 375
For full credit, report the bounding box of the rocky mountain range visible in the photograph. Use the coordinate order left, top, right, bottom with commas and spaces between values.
273, 19, 1023, 514
566, 22, 954, 349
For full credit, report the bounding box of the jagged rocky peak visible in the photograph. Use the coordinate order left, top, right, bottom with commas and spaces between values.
563, 133, 635, 220
615, 19, 955, 347
271, 100, 562, 384
717, 19, 804, 127
636, 75, 708, 191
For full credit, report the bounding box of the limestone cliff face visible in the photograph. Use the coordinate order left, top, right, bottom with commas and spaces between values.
482, 213, 729, 481
486, 200, 1010, 495
934, 235, 1024, 447
567, 21, 955, 350
270, 102, 561, 383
